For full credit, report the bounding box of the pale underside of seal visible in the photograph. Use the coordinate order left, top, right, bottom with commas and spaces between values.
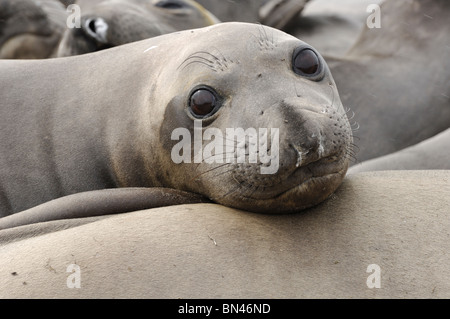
1, 171, 449, 298
0, 22, 352, 224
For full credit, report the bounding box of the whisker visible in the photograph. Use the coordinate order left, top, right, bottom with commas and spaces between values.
196, 151, 236, 166
213, 182, 243, 201
182, 55, 214, 65
294, 81, 301, 97
350, 142, 360, 152
351, 122, 360, 131
177, 50, 227, 71
191, 163, 233, 182
193, 50, 222, 62
211, 46, 228, 63
351, 134, 361, 141
344, 149, 358, 164
181, 60, 216, 71
328, 82, 336, 110
243, 184, 259, 198
347, 110, 356, 121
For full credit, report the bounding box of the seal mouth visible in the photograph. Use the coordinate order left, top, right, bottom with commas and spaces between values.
240, 154, 348, 201
213, 155, 348, 214
272, 165, 347, 200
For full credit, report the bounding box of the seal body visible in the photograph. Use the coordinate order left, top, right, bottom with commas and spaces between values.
0, 0, 67, 59
196, 0, 308, 30
325, 0, 450, 162
0, 22, 352, 217
348, 128, 450, 173
1, 171, 449, 298
288, 0, 383, 56
0, 0, 219, 59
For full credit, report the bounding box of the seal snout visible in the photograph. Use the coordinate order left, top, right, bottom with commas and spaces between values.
279, 97, 350, 174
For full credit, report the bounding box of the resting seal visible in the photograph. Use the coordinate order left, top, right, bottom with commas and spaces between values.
325, 0, 450, 162
57, 0, 220, 56
348, 128, 450, 174
196, 0, 308, 30
1, 171, 449, 298
0, 0, 67, 59
287, 0, 384, 56
0, 22, 352, 221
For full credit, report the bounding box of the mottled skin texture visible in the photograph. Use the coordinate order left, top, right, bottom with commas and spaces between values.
324, 0, 450, 163
1, 171, 449, 298
0, 23, 351, 224
57, 0, 220, 56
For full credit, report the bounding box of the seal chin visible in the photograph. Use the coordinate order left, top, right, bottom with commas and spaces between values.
273, 166, 347, 204
249, 153, 348, 200
212, 156, 349, 214
251, 165, 347, 213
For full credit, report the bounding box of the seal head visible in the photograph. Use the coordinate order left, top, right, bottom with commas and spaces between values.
57, 0, 220, 56
156, 23, 352, 213
0, 0, 66, 59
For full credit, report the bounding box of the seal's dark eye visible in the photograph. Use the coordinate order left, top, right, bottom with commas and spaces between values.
154, 0, 185, 9
293, 48, 320, 76
189, 89, 217, 117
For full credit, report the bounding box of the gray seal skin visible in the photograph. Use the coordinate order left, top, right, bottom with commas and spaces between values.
1, 171, 450, 298
0, 0, 67, 59
57, 0, 220, 56
287, 0, 384, 56
0, 188, 210, 230
325, 0, 450, 163
195, 0, 308, 30
0, 22, 352, 221
348, 128, 450, 174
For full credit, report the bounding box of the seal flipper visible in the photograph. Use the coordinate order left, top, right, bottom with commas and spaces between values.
0, 188, 210, 230
259, 0, 309, 30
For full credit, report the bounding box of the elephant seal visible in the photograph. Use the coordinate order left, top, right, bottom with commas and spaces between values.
0, 0, 67, 59
0, 22, 352, 222
287, 0, 384, 56
348, 128, 450, 174
324, 0, 450, 163
0, 188, 210, 230
195, 0, 308, 30
1, 171, 449, 298
57, 0, 220, 56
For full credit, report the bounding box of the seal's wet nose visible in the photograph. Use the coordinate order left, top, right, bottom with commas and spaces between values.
280, 97, 347, 169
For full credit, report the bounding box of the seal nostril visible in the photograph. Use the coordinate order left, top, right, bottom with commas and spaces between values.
84, 17, 108, 44
88, 20, 96, 33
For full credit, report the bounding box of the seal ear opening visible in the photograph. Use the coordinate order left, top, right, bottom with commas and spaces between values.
83, 17, 109, 44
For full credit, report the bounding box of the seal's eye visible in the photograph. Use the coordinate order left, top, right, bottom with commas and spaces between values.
189, 89, 217, 118
154, 0, 185, 9
293, 48, 320, 76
